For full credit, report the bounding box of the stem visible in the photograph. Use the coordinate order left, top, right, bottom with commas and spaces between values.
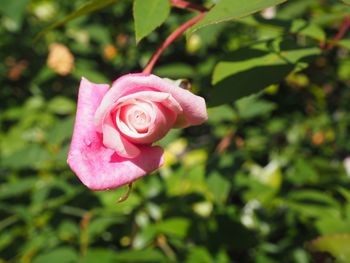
170, 0, 208, 12
157, 234, 177, 261
143, 12, 206, 74
117, 183, 133, 203
322, 15, 350, 50
80, 211, 93, 256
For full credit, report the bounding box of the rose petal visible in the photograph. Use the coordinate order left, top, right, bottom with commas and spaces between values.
116, 101, 177, 144
117, 90, 183, 114
102, 113, 141, 158
94, 73, 207, 130
67, 77, 164, 190
142, 102, 177, 142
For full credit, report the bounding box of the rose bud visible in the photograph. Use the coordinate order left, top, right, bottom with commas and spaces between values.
67, 73, 207, 190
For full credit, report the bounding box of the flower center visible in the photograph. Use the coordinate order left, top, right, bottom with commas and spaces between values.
115, 100, 154, 136
127, 108, 151, 133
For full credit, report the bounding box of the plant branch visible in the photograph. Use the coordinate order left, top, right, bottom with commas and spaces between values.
322, 15, 350, 50
143, 12, 206, 74
170, 0, 208, 12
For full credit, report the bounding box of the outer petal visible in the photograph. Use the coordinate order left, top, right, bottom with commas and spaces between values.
94, 73, 208, 129
67, 77, 164, 190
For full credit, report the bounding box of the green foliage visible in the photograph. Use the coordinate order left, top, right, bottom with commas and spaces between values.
133, 0, 170, 43
35, 0, 119, 41
308, 234, 350, 263
1, 0, 350, 262
189, 0, 287, 34
32, 247, 79, 263
0, 0, 29, 24
210, 39, 321, 105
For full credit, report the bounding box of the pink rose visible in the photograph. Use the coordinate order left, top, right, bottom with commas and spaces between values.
67, 73, 207, 190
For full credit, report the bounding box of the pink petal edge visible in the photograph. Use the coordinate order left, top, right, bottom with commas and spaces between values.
67, 77, 164, 190
94, 73, 208, 130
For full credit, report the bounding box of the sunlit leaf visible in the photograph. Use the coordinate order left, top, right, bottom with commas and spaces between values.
308, 234, 350, 263
157, 217, 190, 238
189, 0, 287, 34
207, 172, 231, 204
210, 40, 321, 106
133, 0, 170, 43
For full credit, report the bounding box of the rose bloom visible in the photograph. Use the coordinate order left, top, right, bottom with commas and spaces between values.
67, 73, 207, 190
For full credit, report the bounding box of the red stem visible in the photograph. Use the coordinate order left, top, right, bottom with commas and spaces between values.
323, 15, 350, 50
170, 0, 208, 12
143, 12, 206, 74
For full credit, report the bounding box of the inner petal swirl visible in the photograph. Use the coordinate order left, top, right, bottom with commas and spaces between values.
115, 99, 155, 138
126, 106, 151, 133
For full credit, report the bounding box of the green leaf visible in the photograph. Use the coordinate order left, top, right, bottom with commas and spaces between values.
0, 0, 29, 24
338, 187, 350, 202
308, 234, 350, 263
156, 217, 190, 238
114, 249, 166, 262
133, 0, 170, 43
239, 16, 326, 42
186, 247, 213, 263
47, 97, 76, 115
316, 217, 350, 235
158, 129, 181, 147
276, 0, 314, 19
342, 0, 350, 6
35, 0, 118, 41
0, 232, 15, 251
73, 60, 110, 83
207, 172, 231, 204
58, 220, 80, 241
287, 190, 339, 207
0, 178, 36, 200
46, 116, 74, 145
290, 19, 326, 42
133, 226, 157, 249
236, 95, 276, 119
286, 158, 319, 185
338, 39, 350, 50
189, 0, 287, 34
32, 247, 79, 263
88, 217, 118, 241
154, 63, 195, 78
165, 164, 207, 197
1, 145, 51, 169
207, 105, 236, 123
286, 190, 340, 219
210, 40, 321, 106
79, 249, 117, 263
213, 45, 319, 84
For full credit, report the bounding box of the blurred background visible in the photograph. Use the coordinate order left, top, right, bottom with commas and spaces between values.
1, 0, 350, 262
